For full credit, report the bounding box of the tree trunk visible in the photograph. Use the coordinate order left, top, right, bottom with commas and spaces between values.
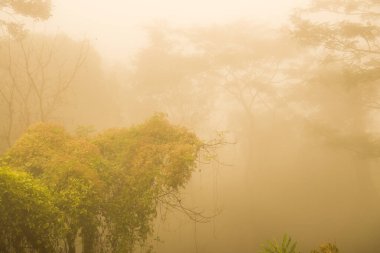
82, 225, 96, 253
67, 233, 76, 253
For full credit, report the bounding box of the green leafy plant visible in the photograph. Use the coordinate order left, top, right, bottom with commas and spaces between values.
311, 243, 339, 253
0, 166, 64, 253
260, 234, 300, 253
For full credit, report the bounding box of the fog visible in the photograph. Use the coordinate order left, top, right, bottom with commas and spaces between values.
1, 1, 380, 253
35, 0, 307, 61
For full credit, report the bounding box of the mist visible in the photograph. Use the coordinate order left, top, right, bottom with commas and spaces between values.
0, 1, 379, 253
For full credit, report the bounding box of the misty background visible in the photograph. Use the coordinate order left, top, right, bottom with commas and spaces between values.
1, 0, 380, 252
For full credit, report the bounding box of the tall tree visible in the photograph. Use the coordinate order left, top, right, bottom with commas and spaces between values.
291, 0, 380, 199
2, 114, 204, 253
289, 2, 380, 251
127, 23, 299, 177
0, 34, 88, 152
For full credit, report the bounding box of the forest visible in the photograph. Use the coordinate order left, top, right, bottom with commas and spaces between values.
0, 0, 380, 252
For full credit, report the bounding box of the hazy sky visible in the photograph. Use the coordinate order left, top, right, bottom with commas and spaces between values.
34, 0, 308, 62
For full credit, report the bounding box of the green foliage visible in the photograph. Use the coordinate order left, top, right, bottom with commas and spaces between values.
0, 166, 64, 253
95, 113, 202, 189
1, 114, 203, 253
259, 235, 340, 253
93, 113, 202, 252
260, 235, 300, 253
311, 243, 339, 253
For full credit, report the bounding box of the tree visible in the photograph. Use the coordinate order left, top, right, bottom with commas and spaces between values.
124, 24, 211, 128
0, 31, 125, 154
0, 1, 122, 154
90, 114, 203, 252
127, 23, 300, 180
0, 166, 64, 253
0, 0, 54, 152
0, 33, 88, 151
287, 3, 380, 251
290, 0, 380, 199
0, 0, 51, 37
127, 19, 380, 252
3, 121, 104, 253
1, 114, 203, 253
292, 0, 380, 59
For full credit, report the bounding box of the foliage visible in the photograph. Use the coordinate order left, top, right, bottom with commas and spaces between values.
0, 166, 64, 253
93, 113, 203, 252
311, 243, 339, 253
260, 234, 300, 253
0, 0, 51, 20
292, 0, 380, 58
2, 122, 103, 252
1, 114, 203, 253
0, 0, 51, 38
260, 235, 340, 253
291, 0, 380, 105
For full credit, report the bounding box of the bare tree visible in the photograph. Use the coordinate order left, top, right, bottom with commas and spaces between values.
0, 34, 88, 152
